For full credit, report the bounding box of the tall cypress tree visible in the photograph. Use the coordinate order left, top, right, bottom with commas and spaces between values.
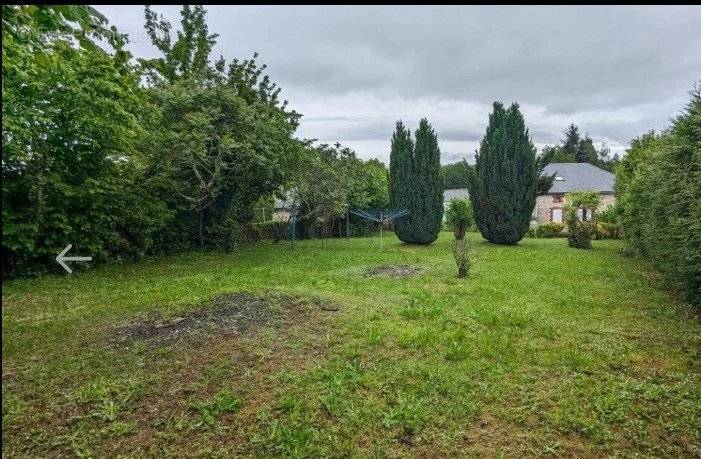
389, 121, 414, 242
467, 102, 537, 245
389, 119, 443, 245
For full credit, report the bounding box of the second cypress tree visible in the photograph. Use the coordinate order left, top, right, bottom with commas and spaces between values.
467, 102, 538, 245
390, 119, 443, 245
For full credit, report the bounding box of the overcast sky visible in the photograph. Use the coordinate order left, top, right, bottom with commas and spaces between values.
99, 5, 701, 164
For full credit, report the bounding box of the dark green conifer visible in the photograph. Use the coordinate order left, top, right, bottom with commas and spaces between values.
467, 102, 538, 245
389, 119, 443, 245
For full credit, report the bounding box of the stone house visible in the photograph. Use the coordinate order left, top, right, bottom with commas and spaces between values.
533, 163, 615, 224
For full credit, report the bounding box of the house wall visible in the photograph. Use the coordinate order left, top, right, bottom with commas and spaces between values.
533, 193, 615, 224
272, 209, 292, 222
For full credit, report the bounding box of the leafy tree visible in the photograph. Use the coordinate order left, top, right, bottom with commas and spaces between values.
288, 143, 389, 239
467, 102, 538, 245
445, 198, 473, 239
390, 119, 443, 245
442, 160, 471, 189
2, 6, 168, 276
141, 6, 303, 250
140, 5, 218, 85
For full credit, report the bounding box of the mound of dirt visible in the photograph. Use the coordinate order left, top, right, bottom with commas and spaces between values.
111, 293, 336, 346
365, 264, 421, 278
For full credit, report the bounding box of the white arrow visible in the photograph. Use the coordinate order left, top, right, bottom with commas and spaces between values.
56, 244, 92, 273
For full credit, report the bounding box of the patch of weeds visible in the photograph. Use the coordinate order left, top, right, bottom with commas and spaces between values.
274, 368, 304, 384
255, 409, 320, 457
397, 326, 439, 350
189, 390, 242, 429
469, 306, 535, 329
474, 330, 518, 369
542, 441, 562, 456
444, 341, 471, 362
382, 392, 429, 433
71, 377, 145, 423
399, 296, 444, 320
277, 395, 303, 414
199, 361, 236, 388
100, 420, 135, 437
366, 325, 387, 345
1, 391, 27, 429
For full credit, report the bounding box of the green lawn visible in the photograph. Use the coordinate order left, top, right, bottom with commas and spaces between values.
3, 233, 700, 457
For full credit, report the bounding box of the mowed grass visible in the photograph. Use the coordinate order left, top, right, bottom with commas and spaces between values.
2, 232, 700, 457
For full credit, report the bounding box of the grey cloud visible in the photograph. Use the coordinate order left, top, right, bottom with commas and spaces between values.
98, 5, 701, 163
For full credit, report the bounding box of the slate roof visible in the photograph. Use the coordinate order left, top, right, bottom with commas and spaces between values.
542, 163, 614, 194
443, 188, 470, 203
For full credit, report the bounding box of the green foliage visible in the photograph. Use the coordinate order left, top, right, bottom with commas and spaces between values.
140, 5, 218, 85
452, 238, 471, 278
534, 222, 566, 238
144, 76, 301, 250
596, 222, 620, 240
2, 11, 170, 275
536, 147, 557, 195
564, 191, 601, 249
577, 136, 599, 164
292, 143, 389, 238
543, 124, 619, 171
615, 89, 701, 308
2, 5, 306, 275
445, 198, 473, 239
442, 160, 470, 189
190, 391, 242, 428
563, 124, 581, 161
596, 205, 618, 224
256, 221, 290, 242
390, 119, 444, 245
468, 102, 537, 245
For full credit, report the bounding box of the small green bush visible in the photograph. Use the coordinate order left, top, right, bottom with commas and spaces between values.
256, 221, 290, 242
565, 191, 601, 249
596, 205, 618, 224
596, 222, 621, 240
535, 222, 566, 238
445, 198, 473, 240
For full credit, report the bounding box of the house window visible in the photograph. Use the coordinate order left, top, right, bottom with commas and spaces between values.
551, 208, 563, 223
576, 208, 593, 221
553, 194, 563, 204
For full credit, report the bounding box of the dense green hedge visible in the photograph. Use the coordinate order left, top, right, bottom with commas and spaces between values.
616, 89, 701, 308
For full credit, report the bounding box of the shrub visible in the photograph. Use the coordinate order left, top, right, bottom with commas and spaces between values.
596, 222, 620, 240
615, 88, 701, 308
535, 222, 566, 238
564, 191, 601, 249
596, 204, 618, 224
256, 221, 290, 242
445, 198, 473, 239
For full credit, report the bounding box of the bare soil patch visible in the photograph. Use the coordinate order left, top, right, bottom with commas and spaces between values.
365, 264, 421, 278
111, 293, 337, 346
